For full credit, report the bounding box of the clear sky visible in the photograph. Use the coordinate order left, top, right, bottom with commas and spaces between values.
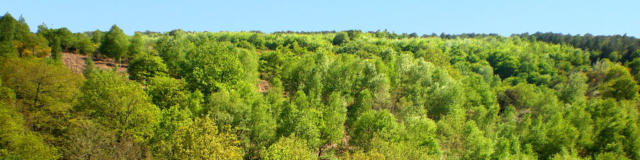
2, 0, 638, 37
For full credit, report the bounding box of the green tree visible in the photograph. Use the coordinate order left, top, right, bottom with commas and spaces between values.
350, 110, 398, 150
587, 99, 640, 159
601, 65, 639, 100
63, 119, 116, 160
318, 92, 347, 156
168, 117, 244, 159
0, 13, 19, 57
462, 122, 494, 160
248, 101, 277, 158
348, 89, 373, 126
488, 51, 520, 79
261, 136, 316, 160
155, 36, 191, 76
18, 32, 50, 57
91, 30, 103, 44
150, 106, 193, 159
0, 58, 83, 137
128, 32, 145, 59
180, 43, 244, 94
72, 33, 95, 54
99, 25, 129, 62
557, 72, 588, 104
0, 40, 17, 57
332, 32, 349, 46
0, 13, 18, 42
127, 55, 168, 81
83, 55, 95, 77
77, 70, 160, 140
145, 76, 189, 109
54, 28, 73, 51
0, 104, 60, 160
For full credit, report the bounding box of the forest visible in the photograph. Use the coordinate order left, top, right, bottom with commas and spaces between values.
1, 13, 640, 160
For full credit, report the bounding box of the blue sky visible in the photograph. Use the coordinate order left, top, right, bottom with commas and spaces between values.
2, 0, 638, 37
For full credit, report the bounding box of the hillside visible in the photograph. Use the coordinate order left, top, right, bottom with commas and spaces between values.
61, 52, 127, 73
1, 13, 640, 160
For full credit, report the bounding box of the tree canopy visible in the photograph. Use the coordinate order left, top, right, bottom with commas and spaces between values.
2, 15, 640, 160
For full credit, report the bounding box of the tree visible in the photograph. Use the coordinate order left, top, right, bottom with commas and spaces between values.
99, 25, 129, 62
348, 89, 373, 126
318, 92, 347, 156
168, 117, 244, 159
0, 13, 19, 57
404, 117, 441, 155
37, 26, 73, 54
0, 58, 83, 136
54, 28, 73, 51
497, 83, 539, 110
83, 55, 95, 77
180, 43, 244, 94
289, 93, 323, 150
17, 33, 50, 57
63, 119, 116, 160
557, 72, 588, 104
488, 51, 520, 79
0, 40, 17, 57
587, 99, 640, 159
49, 38, 61, 60
350, 110, 398, 150
77, 70, 160, 140
145, 76, 189, 109
155, 36, 190, 76
332, 32, 349, 46
462, 122, 494, 160
0, 103, 60, 160
128, 32, 145, 59
36, 25, 75, 60
127, 55, 168, 81
90, 30, 103, 44
206, 87, 254, 134
0, 13, 18, 42
248, 101, 277, 158
261, 136, 316, 160
350, 150, 385, 160
0, 58, 82, 108
72, 33, 95, 54
601, 65, 639, 100
150, 105, 193, 159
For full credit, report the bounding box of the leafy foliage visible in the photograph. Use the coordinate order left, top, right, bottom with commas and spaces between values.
127, 54, 168, 81
3, 15, 640, 159
261, 136, 316, 160
99, 25, 129, 61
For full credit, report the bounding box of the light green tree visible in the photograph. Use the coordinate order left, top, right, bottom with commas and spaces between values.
261, 136, 316, 160
77, 70, 160, 140
169, 117, 244, 160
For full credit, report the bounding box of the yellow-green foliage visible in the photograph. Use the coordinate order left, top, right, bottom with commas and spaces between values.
2, 15, 640, 160
261, 136, 316, 160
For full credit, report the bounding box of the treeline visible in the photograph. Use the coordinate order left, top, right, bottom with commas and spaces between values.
516, 32, 640, 63
2, 13, 640, 160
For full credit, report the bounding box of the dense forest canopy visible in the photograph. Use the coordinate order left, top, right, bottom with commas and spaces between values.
1, 13, 640, 160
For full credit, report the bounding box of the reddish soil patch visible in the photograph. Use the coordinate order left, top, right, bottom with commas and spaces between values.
62, 52, 127, 73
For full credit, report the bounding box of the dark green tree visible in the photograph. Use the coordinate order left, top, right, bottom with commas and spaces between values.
99, 25, 129, 62
332, 32, 349, 46
127, 55, 168, 81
